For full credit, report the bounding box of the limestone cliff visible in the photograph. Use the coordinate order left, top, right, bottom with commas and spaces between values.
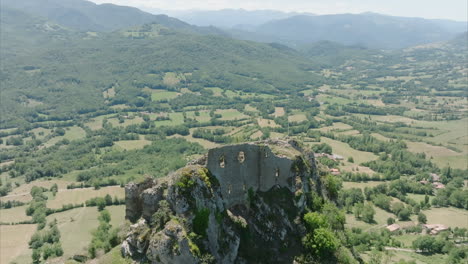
121, 140, 323, 264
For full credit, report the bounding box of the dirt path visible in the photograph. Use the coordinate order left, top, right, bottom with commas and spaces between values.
385, 247, 415, 252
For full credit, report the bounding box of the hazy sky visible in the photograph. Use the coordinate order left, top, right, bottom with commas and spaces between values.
89, 0, 468, 21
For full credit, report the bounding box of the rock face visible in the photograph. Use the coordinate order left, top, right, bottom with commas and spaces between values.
122, 140, 321, 264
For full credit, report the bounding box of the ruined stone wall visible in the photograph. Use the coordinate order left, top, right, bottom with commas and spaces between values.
207, 143, 297, 208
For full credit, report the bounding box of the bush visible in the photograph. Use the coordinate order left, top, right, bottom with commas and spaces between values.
417, 212, 427, 224
193, 208, 210, 237
302, 228, 339, 257
151, 200, 172, 231
361, 204, 375, 223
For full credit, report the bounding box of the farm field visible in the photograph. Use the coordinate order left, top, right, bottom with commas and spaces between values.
345, 206, 395, 231
46, 205, 125, 259
47, 186, 125, 209
1, 179, 72, 203
318, 137, 378, 164
0, 205, 31, 223
423, 207, 468, 228
149, 90, 179, 101
0, 224, 37, 264
406, 141, 466, 169
114, 139, 151, 150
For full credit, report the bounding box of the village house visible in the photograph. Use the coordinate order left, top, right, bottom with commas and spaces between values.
423, 224, 449, 235
430, 173, 440, 182
386, 224, 401, 232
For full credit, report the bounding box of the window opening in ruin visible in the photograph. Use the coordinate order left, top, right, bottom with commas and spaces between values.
219, 155, 225, 168
243, 184, 246, 191
275, 168, 280, 179
265, 151, 268, 158
228, 184, 232, 194
238, 151, 245, 163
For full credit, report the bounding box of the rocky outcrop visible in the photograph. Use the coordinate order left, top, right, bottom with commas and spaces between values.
122, 140, 321, 264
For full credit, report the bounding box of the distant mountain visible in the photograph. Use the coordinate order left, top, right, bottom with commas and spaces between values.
232, 13, 467, 49
0, 6, 80, 60
299, 41, 380, 66
159, 9, 313, 29
0, 0, 223, 34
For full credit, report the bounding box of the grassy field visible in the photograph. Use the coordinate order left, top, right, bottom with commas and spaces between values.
47, 186, 125, 209
0, 224, 37, 264
108, 116, 144, 127
46, 205, 125, 258
0, 205, 31, 223
423, 207, 468, 228
44, 126, 87, 147
318, 137, 378, 164
257, 118, 280, 128
169, 134, 220, 149
0, 179, 72, 203
370, 133, 392, 142
345, 205, 395, 231
274, 107, 285, 117
318, 122, 353, 133
394, 234, 420, 248
288, 114, 308, 123
386, 251, 447, 264
405, 141, 466, 169
154, 112, 184, 126
149, 89, 179, 101
250, 130, 264, 140
114, 139, 151, 150
420, 118, 468, 147
85, 115, 114, 130
98, 246, 132, 264
244, 104, 258, 112
31, 127, 53, 140
316, 94, 354, 104
186, 110, 211, 122
343, 181, 385, 190
406, 193, 432, 204
205, 87, 223, 96
215, 109, 248, 121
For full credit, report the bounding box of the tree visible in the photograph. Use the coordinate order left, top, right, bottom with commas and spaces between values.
398, 208, 411, 221
372, 194, 392, 211
32, 249, 41, 263
99, 209, 111, 223
417, 212, 427, 224
312, 143, 332, 154
104, 194, 113, 205
347, 157, 354, 163
387, 217, 395, 225
323, 174, 342, 200
97, 198, 106, 211
345, 197, 353, 213
362, 204, 376, 223
392, 202, 405, 215
412, 236, 444, 254
354, 203, 364, 219
302, 228, 339, 257
50, 183, 58, 196
304, 212, 329, 231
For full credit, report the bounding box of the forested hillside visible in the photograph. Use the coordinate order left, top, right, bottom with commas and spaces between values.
0, 0, 223, 34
